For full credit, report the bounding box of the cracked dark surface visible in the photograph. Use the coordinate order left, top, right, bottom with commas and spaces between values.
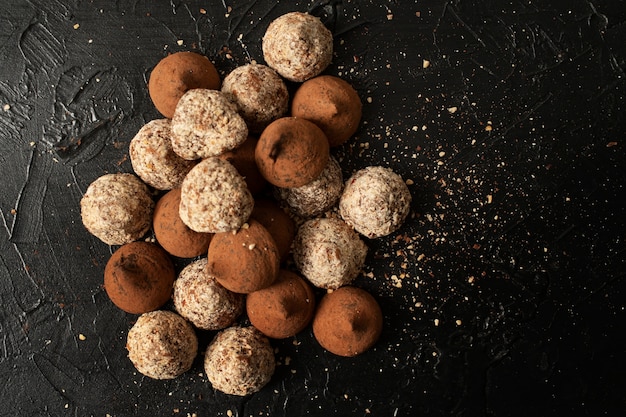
1, 0, 625, 416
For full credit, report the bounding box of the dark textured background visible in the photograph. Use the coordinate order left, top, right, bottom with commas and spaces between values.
1, 0, 625, 416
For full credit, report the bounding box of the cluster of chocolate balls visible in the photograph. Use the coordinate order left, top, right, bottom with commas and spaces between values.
80, 12, 411, 396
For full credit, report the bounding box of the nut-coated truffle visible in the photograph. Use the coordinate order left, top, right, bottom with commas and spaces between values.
129, 119, 197, 190
275, 156, 343, 218
173, 258, 244, 331
246, 269, 316, 339
255, 117, 330, 188
262, 12, 333, 82
127, 310, 198, 379
221, 63, 289, 134
339, 166, 412, 238
250, 198, 296, 262
292, 217, 367, 290
171, 89, 248, 160
291, 75, 362, 147
148, 51, 220, 119
80, 173, 154, 246
153, 188, 213, 258
218, 135, 267, 195
312, 286, 383, 357
179, 158, 254, 233
207, 219, 280, 294
104, 241, 175, 314
204, 326, 275, 396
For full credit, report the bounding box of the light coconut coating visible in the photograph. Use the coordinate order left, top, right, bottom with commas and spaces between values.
204, 326, 275, 396
262, 12, 333, 82
221, 63, 289, 134
207, 219, 280, 294
292, 217, 368, 290
339, 166, 412, 238
129, 119, 196, 190
126, 310, 198, 380
179, 158, 254, 233
80, 173, 154, 246
173, 258, 244, 331
275, 156, 343, 218
312, 286, 383, 357
171, 89, 248, 160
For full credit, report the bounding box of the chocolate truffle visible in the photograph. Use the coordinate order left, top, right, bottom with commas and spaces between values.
339, 166, 412, 238
292, 217, 367, 290
255, 117, 330, 188
153, 188, 213, 258
129, 118, 197, 190
104, 241, 175, 314
312, 286, 383, 357
291, 75, 362, 147
250, 199, 296, 262
80, 173, 154, 246
148, 51, 220, 119
171, 89, 248, 160
127, 310, 198, 379
173, 258, 244, 331
207, 219, 280, 294
246, 269, 316, 339
204, 326, 275, 396
218, 135, 267, 195
179, 157, 254, 233
262, 12, 333, 82
275, 156, 343, 218
221, 63, 289, 134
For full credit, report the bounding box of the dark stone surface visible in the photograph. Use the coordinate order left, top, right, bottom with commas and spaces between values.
0, 0, 624, 416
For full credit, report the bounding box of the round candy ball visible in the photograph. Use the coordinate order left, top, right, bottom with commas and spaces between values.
262, 12, 333, 82
104, 241, 175, 314
291, 75, 362, 147
127, 310, 198, 379
339, 166, 412, 238
204, 326, 275, 396
80, 173, 154, 246
312, 286, 383, 357
255, 117, 329, 188
153, 188, 213, 258
148, 51, 220, 119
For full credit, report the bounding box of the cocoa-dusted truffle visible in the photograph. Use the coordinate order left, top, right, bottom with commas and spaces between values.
275, 156, 343, 218
204, 326, 275, 396
153, 188, 213, 258
262, 12, 333, 82
207, 219, 280, 294
179, 157, 254, 233
312, 286, 382, 357
173, 258, 244, 331
171, 89, 248, 160
250, 198, 296, 262
104, 241, 175, 314
127, 310, 198, 379
291, 75, 362, 147
255, 117, 330, 188
130, 119, 197, 190
148, 51, 220, 119
221, 63, 289, 134
246, 269, 316, 339
292, 217, 367, 290
80, 173, 154, 246
339, 166, 412, 238
218, 135, 267, 195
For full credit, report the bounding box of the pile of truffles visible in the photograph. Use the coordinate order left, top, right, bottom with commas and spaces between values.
79, 11, 411, 395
